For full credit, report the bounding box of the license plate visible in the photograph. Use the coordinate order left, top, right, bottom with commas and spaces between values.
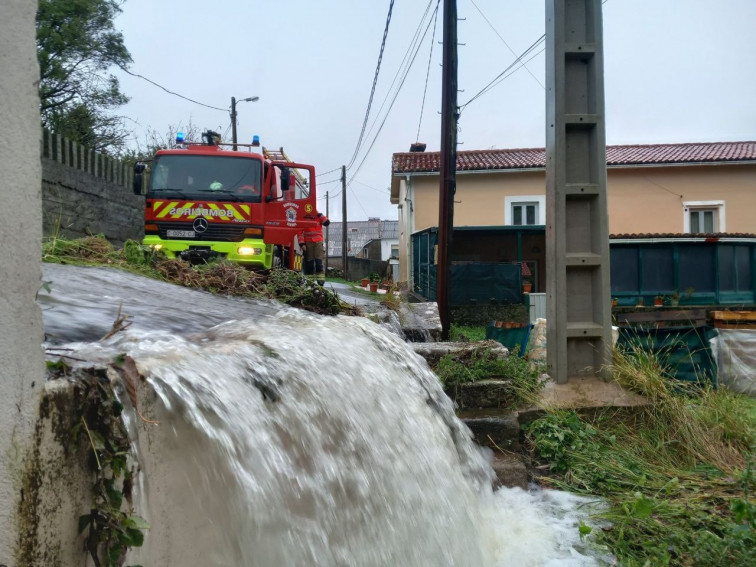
166, 230, 195, 238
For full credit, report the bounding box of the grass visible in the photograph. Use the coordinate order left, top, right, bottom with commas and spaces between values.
450, 324, 487, 342
433, 344, 544, 409
42, 235, 357, 316
524, 343, 756, 566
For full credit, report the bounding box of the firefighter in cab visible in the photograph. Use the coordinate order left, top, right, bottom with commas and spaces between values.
298, 211, 330, 285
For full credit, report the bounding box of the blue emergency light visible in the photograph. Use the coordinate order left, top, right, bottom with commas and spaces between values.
252, 135, 260, 147
176, 132, 185, 143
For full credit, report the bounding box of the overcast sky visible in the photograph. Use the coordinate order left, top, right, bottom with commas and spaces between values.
114, 0, 756, 222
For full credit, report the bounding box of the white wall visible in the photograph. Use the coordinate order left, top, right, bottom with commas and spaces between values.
0, 0, 45, 560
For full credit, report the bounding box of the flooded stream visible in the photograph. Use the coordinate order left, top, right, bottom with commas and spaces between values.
39, 264, 607, 566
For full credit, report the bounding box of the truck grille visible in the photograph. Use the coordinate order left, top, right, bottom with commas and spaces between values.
156, 222, 247, 242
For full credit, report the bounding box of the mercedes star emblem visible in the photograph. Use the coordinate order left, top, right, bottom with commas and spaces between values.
193, 217, 209, 233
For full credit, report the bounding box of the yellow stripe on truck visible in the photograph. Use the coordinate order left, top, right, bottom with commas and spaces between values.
156, 201, 180, 218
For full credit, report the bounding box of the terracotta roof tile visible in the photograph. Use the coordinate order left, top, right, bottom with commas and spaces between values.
393, 141, 756, 174
609, 232, 756, 240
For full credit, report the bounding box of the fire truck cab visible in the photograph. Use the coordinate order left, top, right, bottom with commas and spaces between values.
133, 131, 319, 269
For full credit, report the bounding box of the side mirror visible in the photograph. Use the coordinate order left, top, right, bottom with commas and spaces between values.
280, 167, 290, 192
133, 163, 147, 195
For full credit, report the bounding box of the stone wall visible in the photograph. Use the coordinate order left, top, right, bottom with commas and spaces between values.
41, 129, 144, 245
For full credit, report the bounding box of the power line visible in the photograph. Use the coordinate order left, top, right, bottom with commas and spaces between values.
316, 167, 341, 178
116, 64, 227, 112
416, 0, 442, 142
469, 0, 544, 90
460, 34, 546, 110
360, 0, 436, 156
460, 0, 611, 111
346, 0, 396, 170
347, 2, 439, 186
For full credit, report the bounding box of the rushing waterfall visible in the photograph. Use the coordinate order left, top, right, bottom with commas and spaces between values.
40, 265, 607, 566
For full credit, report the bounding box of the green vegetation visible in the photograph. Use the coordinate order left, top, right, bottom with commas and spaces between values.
449, 324, 486, 342
433, 344, 543, 409
524, 344, 756, 566
60, 364, 149, 565
37, 0, 132, 153
43, 235, 357, 316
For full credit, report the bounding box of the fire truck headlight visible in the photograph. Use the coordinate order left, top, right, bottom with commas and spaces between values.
237, 246, 262, 256
152, 244, 163, 251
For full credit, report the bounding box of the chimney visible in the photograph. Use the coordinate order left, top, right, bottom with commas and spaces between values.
409, 142, 426, 152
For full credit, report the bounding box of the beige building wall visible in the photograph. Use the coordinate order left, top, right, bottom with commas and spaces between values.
408, 163, 756, 234
606, 165, 756, 234
413, 170, 546, 231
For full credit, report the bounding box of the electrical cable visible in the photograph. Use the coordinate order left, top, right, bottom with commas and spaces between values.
460, 34, 545, 110
415, 0, 442, 142
461, 0, 612, 111
347, 4, 439, 186
359, 0, 436, 157
115, 64, 227, 112
316, 167, 341, 178
346, 0, 396, 170
469, 0, 544, 90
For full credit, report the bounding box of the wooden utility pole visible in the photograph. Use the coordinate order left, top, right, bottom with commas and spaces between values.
341, 165, 348, 280
325, 190, 329, 276
437, 0, 459, 340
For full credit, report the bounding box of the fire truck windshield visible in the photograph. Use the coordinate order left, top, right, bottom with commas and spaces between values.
149, 154, 263, 203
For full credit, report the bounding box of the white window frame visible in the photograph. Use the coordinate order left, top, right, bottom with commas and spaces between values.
505, 195, 546, 226
683, 200, 725, 233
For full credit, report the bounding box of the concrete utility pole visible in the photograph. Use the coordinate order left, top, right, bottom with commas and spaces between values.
325, 190, 329, 275
341, 165, 348, 279
230, 95, 259, 150
437, 0, 459, 340
0, 1, 45, 560
545, 0, 612, 383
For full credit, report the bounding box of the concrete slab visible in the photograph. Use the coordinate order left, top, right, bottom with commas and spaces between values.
537, 375, 648, 410
398, 302, 442, 342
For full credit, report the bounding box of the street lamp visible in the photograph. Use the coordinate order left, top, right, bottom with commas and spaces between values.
230, 95, 260, 150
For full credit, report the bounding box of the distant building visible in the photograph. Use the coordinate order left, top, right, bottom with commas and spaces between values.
325, 218, 399, 261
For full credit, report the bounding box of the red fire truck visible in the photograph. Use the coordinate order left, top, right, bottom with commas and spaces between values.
133, 130, 319, 269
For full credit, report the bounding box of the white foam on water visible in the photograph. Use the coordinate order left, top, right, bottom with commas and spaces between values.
43, 266, 611, 566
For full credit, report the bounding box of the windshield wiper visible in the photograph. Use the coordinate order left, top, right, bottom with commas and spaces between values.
196, 189, 243, 202
150, 187, 186, 193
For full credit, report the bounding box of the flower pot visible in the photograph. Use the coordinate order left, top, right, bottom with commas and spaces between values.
361, 278, 369, 287
654, 298, 664, 307
611, 299, 619, 308
369, 282, 379, 292
522, 283, 532, 293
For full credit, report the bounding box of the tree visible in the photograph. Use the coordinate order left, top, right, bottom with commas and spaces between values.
36, 0, 132, 154
120, 119, 204, 164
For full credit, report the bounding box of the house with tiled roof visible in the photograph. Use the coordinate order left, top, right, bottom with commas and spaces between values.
390, 141, 756, 293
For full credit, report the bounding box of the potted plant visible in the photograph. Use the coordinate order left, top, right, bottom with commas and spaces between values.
670, 289, 680, 307
612, 297, 619, 308
368, 273, 380, 292
635, 297, 645, 307
521, 262, 533, 293
654, 295, 664, 307
361, 277, 370, 288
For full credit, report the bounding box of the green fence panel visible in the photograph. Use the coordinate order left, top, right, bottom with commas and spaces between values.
616, 326, 718, 386
486, 323, 531, 356
449, 263, 521, 305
